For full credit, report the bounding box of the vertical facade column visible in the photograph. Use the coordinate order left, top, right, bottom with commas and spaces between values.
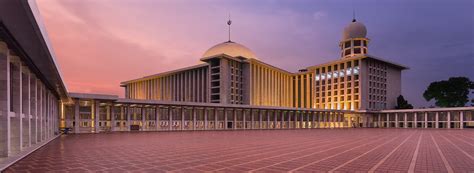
447, 112, 451, 129
192, 107, 197, 131
168, 107, 172, 131
94, 101, 100, 133
424, 112, 428, 128
281, 111, 286, 129
204, 108, 208, 130
181, 107, 185, 131
233, 109, 237, 130
224, 108, 228, 130
414, 112, 417, 128
435, 112, 439, 129
155, 106, 160, 131
242, 109, 246, 130
287, 111, 291, 128
0, 43, 9, 157
273, 110, 277, 129
311, 112, 315, 129
214, 108, 218, 130
259, 110, 262, 129
251, 110, 255, 129
295, 111, 298, 129
266, 111, 270, 129
141, 107, 146, 131
110, 105, 115, 132
395, 113, 399, 128
460, 111, 464, 129
74, 100, 80, 133
404, 113, 408, 128
377, 114, 381, 128
126, 105, 131, 131
386, 114, 390, 128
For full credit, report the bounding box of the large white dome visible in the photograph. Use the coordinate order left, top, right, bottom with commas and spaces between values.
202, 41, 257, 59
342, 20, 367, 40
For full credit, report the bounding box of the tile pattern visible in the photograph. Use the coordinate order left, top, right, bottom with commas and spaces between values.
5, 129, 474, 172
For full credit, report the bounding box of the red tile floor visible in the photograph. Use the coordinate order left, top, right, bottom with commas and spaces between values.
5, 129, 474, 172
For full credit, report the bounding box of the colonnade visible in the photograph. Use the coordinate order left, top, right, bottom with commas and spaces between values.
0, 42, 59, 157
374, 110, 474, 129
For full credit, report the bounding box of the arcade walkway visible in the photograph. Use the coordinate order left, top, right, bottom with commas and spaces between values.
5, 129, 474, 172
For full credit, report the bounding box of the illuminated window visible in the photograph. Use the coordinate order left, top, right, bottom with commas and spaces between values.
315, 75, 320, 81
353, 66, 360, 74
327, 72, 332, 79
346, 68, 352, 75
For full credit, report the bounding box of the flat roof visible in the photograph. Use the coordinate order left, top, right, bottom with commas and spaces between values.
0, 0, 69, 100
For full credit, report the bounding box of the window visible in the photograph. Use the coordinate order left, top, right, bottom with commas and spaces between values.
354, 40, 361, 46
344, 41, 350, 48
354, 48, 361, 54
344, 49, 351, 56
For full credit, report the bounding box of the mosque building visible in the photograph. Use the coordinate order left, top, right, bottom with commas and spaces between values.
121, 18, 407, 111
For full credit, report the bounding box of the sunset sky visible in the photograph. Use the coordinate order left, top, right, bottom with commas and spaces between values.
35, 0, 473, 107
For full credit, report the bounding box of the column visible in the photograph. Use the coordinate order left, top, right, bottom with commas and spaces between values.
281, 111, 286, 129
214, 108, 218, 130
74, 100, 80, 133
386, 114, 389, 128
404, 113, 408, 128
287, 111, 291, 128
323, 112, 327, 128
294, 111, 298, 129
395, 113, 399, 128
242, 109, 246, 130
424, 112, 428, 128
377, 114, 381, 128
193, 107, 197, 131
94, 101, 100, 133
414, 112, 417, 128
266, 111, 270, 129
141, 107, 146, 131
204, 108, 208, 130
435, 112, 439, 129
155, 106, 160, 131
224, 108, 228, 130
181, 107, 185, 131
168, 107, 172, 131
447, 111, 451, 129
251, 110, 255, 129
0, 42, 9, 157
273, 110, 277, 129
110, 105, 115, 132
10, 60, 21, 154
126, 105, 131, 131
312, 112, 316, 129
460, 111, 464, 129
259, 110, 262, 129
233, 109, 237, 130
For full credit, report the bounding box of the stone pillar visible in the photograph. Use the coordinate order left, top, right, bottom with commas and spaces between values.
126, 105, 131, 131
214, 108, 218, 130
311, 112, 315, 129
273, 110, 277, 129
30, 75, 36, 144
386, 114, 389, 128
224, 108, 228, 130
404, 113, 408, 128
94, 101, 100, 133
110, 105, 115, 132
460, 111, 464, 129
395, 113, 399, 128
242, 109, 246, 129
377, 114, 381, 128
424, 112, 428, 128
233, 109, 237, 130
0, 42, 10, 157
414, 112, 417, 128
181, 107, 185, 131
10, 60, 21, 154
447, 112, 451, 129
168, 107, 172, 131
193, 107, 197, 131
281, 111, 285, 129
259, 110, 262, 129
155, 106, 159, 131
74, 100, 80, 133
204, 108, 208, 130
141, 107, 146, 131
435, 112, 439, 129
266, 111, 270, 129
323, 112, 327, 128
251, 110, 255, 129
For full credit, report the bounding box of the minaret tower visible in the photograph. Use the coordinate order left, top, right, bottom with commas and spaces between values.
339, 15, 369, 58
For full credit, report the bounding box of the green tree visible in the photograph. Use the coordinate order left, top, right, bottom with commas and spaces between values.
423, 77, 474, 107
395, 95, 413, 109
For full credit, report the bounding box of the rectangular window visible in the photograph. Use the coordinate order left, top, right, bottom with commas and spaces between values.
344, 41, 350, 48
354, 48, 361, 54
354, 40, 361, 46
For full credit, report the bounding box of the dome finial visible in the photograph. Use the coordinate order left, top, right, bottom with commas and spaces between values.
352, 9, 356, 22
227, 14, 232, 42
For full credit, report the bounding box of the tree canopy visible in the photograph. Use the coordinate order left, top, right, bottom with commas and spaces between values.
423, 77, 474, 107
395, 95, 413, 109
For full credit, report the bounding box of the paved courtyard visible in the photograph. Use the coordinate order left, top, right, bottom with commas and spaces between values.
5, 129, 474, 172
